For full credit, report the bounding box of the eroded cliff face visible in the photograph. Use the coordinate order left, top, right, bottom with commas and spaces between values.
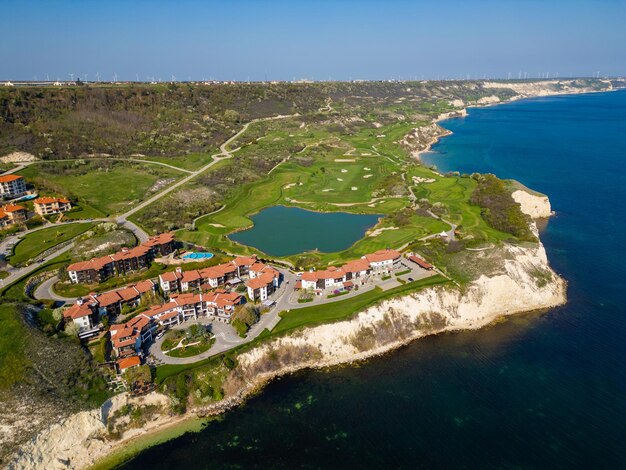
231, 240, 565, 387
512, 190, 552, 218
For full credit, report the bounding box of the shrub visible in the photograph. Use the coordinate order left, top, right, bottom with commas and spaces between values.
470, 174, 536, 242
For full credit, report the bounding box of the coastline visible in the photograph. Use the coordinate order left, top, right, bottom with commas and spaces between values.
418, 85, 624, 163
12, 217, 567, 469
11, 81, 616, 470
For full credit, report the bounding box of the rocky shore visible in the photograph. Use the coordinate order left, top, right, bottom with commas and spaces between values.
8, 188, 566, 470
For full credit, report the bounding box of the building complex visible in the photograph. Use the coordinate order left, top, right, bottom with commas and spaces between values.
66, 233, 176, 284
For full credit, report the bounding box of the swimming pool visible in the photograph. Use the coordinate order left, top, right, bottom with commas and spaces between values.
182, 252, 214, 260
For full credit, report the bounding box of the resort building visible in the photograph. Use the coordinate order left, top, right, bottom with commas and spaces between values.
159, 267, 183, 294
408, 255, 434, 270
0, 204, 27, 227
142, 232, 176, 257
298, 249, 403, 292
363, 249, 402, 272
0, 174, 27, 199
89, 279, 156, 317
33, 196, 72, 215
63, 298, 101, 339
67, 233, 176, 284
159, 256, 259, 294
143, 290, 244, 326
246, 262, 280, 301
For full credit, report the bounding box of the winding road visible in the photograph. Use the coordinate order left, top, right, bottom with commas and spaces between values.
1, 113, 300, 296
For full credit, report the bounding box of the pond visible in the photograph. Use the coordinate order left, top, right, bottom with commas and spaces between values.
229, 206, 381, 257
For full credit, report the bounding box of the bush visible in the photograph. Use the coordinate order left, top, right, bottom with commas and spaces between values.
470, 174, 536, 242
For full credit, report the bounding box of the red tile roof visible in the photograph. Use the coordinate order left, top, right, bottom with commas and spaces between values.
67, 255, 115, 272
232, 255, 257, 267
342, 259, 371, 273
160, 270, 182, 282
142, 232, 175, 247
2, 204, 25, 212
34, 196, 70, 205
246, 271, 277, 290
63, 301, 95, 319
364, 249, 401, 263
117, 355, 141, 370
409, 255, 433, 269
0, 174, 23, 183
95, 290, 122, 307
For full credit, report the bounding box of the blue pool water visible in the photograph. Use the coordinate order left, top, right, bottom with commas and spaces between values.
123, 90, 626, 468
182, 252, 214, 260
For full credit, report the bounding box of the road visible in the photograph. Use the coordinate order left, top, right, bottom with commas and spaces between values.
1, 113, 300, 292
34, 275, 74, 303
147, 262, 436, 365
0, 242, 76, 290
117, 113, 299, 223
148, 267, 296, 365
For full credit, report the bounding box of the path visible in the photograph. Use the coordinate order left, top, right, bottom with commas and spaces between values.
34, 275, 74, 303
117, 113, 299, 224
148, 268, 296, 364
0, 242, 75, 290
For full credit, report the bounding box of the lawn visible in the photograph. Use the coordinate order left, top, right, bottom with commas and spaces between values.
137, 152, 217, 171
273, 275, 449, 335
0, 303, 30, 389
7, 222, 94, 265
18, 161, 183, 216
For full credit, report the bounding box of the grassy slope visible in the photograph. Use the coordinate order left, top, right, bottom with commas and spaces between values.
18, 163, 182, 216
0, 304, 29, 389
8, 222, 94, 265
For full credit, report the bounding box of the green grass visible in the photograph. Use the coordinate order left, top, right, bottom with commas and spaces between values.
0, 303, 30, 389
137, 152, 217, 171
274, 275, 449, 335
166, 338, 214, 358
7, 222, 94, 265
18, 162, 183, 216
1, 253, 72, 302
0, 271, 8, 280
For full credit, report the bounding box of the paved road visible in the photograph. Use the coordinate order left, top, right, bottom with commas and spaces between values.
147, 263, 437, 365
118, 113, 299, 223
148, 267, 296, 364
34, 275, 74, 303
1, 114, 300, 292
0, 242, 76, 290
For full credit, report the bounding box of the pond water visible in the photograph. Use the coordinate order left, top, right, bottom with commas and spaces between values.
228, 206, 381, 257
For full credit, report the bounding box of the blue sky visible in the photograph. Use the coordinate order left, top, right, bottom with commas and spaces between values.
1, 0, 625, 81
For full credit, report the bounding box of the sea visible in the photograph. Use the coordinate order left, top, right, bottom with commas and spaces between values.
121, 90, 626, 469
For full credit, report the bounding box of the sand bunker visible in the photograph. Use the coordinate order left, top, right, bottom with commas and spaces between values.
283, 183, 297, 189
363, 174, 373, 179
364, 167, 371, 170
412, 176, 436, 184
337, 178, 343, 181
351, 187, 358, 190
322, 189, 334, 192
341, 169, 348, 173
335, 159, 356, 162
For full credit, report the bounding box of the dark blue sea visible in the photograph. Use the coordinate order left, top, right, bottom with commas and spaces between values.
122, 91, 626, 469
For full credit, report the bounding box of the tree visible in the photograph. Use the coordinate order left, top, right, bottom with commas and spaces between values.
64, 321, 80, 337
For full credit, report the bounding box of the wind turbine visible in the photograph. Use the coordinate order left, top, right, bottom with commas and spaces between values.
113, 73, 118, 83
96, 72, 100, 82
69, 73, 74, 81
46, 73, 50, 81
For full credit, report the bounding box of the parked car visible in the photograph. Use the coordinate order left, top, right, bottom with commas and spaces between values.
155, 331, 164, 340
408, 277, 414, 282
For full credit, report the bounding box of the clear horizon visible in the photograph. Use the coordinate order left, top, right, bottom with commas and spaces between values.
1, 0, 625, 82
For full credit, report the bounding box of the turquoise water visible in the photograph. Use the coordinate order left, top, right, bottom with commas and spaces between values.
182, 252, 214, 260
229, 206, 381, 257
122, 91, 626, 468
